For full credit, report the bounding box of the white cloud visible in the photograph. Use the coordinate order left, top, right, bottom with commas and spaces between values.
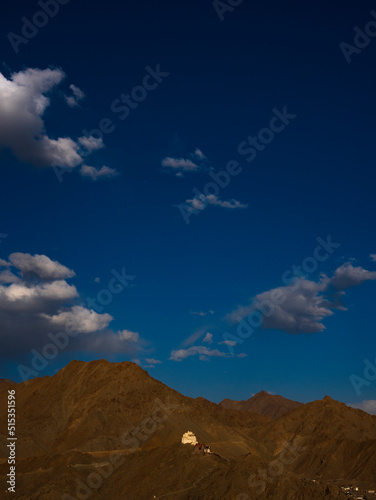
170, 345, 230, 361
348, 400, 376, 415
0, 251, 143, 358
227, 276, 339, 334
226, 261, 376, 334
370, 254, 376, 262
0, 280, 78, 312
78, 136, 104, 152
144, 358, 162, 368
80, 164, 119, 180
145, 358, 162, 365
161, 148, 209, 176
331, 263, 376, 290
118, 329, 140, 342
9, 252, 75, 280
186, 194, 248, 211
65, 84, 85, 108
44, 306, 112, 333
202, 332, 213, 344
129, 357, 161, 369
0, 67, 113, 178
162, 157, 199, 172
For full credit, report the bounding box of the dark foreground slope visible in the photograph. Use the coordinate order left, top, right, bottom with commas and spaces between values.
0, 444, 350, 500
0, 360, 375, 499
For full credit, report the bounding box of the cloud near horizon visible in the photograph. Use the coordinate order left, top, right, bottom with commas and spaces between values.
0, 67, 117, 179
171, 330, 247, 362
348, 400, 376, 415
170, 344, 246, 361
226, 262, 376, 334
0, 251, 144, 359
170, 345, 231, 361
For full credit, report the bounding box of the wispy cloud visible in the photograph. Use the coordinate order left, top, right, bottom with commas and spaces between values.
161, 148, 209, 176
145, 358, 162, 368
219, 340, 237, 346
170, 345, 230, 361
202, 332, 213, 344
170, 344, 246, 361
131, 357, 162, 369
194, 148, 206, 160
186, 194, 248, 211
370, 253, 376, 262
162, 157, 199, 172
190, 310, 214, 316
65, 84, 85, 108
181, 328, 207, 347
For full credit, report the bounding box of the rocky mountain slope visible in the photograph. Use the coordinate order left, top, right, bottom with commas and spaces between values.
0, 359, 375, 499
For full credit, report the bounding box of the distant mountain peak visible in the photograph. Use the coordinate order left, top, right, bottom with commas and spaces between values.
220, 391, 303, 419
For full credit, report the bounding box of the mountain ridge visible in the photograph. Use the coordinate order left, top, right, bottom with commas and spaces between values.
220, 390, 303, 419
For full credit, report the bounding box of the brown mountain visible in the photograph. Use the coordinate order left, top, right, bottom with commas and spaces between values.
0, 378, 16, 393
0, 360, 375, 499
220, 390, 303, 419
0, 359, 267, 459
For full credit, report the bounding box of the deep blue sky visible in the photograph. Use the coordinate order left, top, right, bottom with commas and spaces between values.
1, 0, 376, 409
